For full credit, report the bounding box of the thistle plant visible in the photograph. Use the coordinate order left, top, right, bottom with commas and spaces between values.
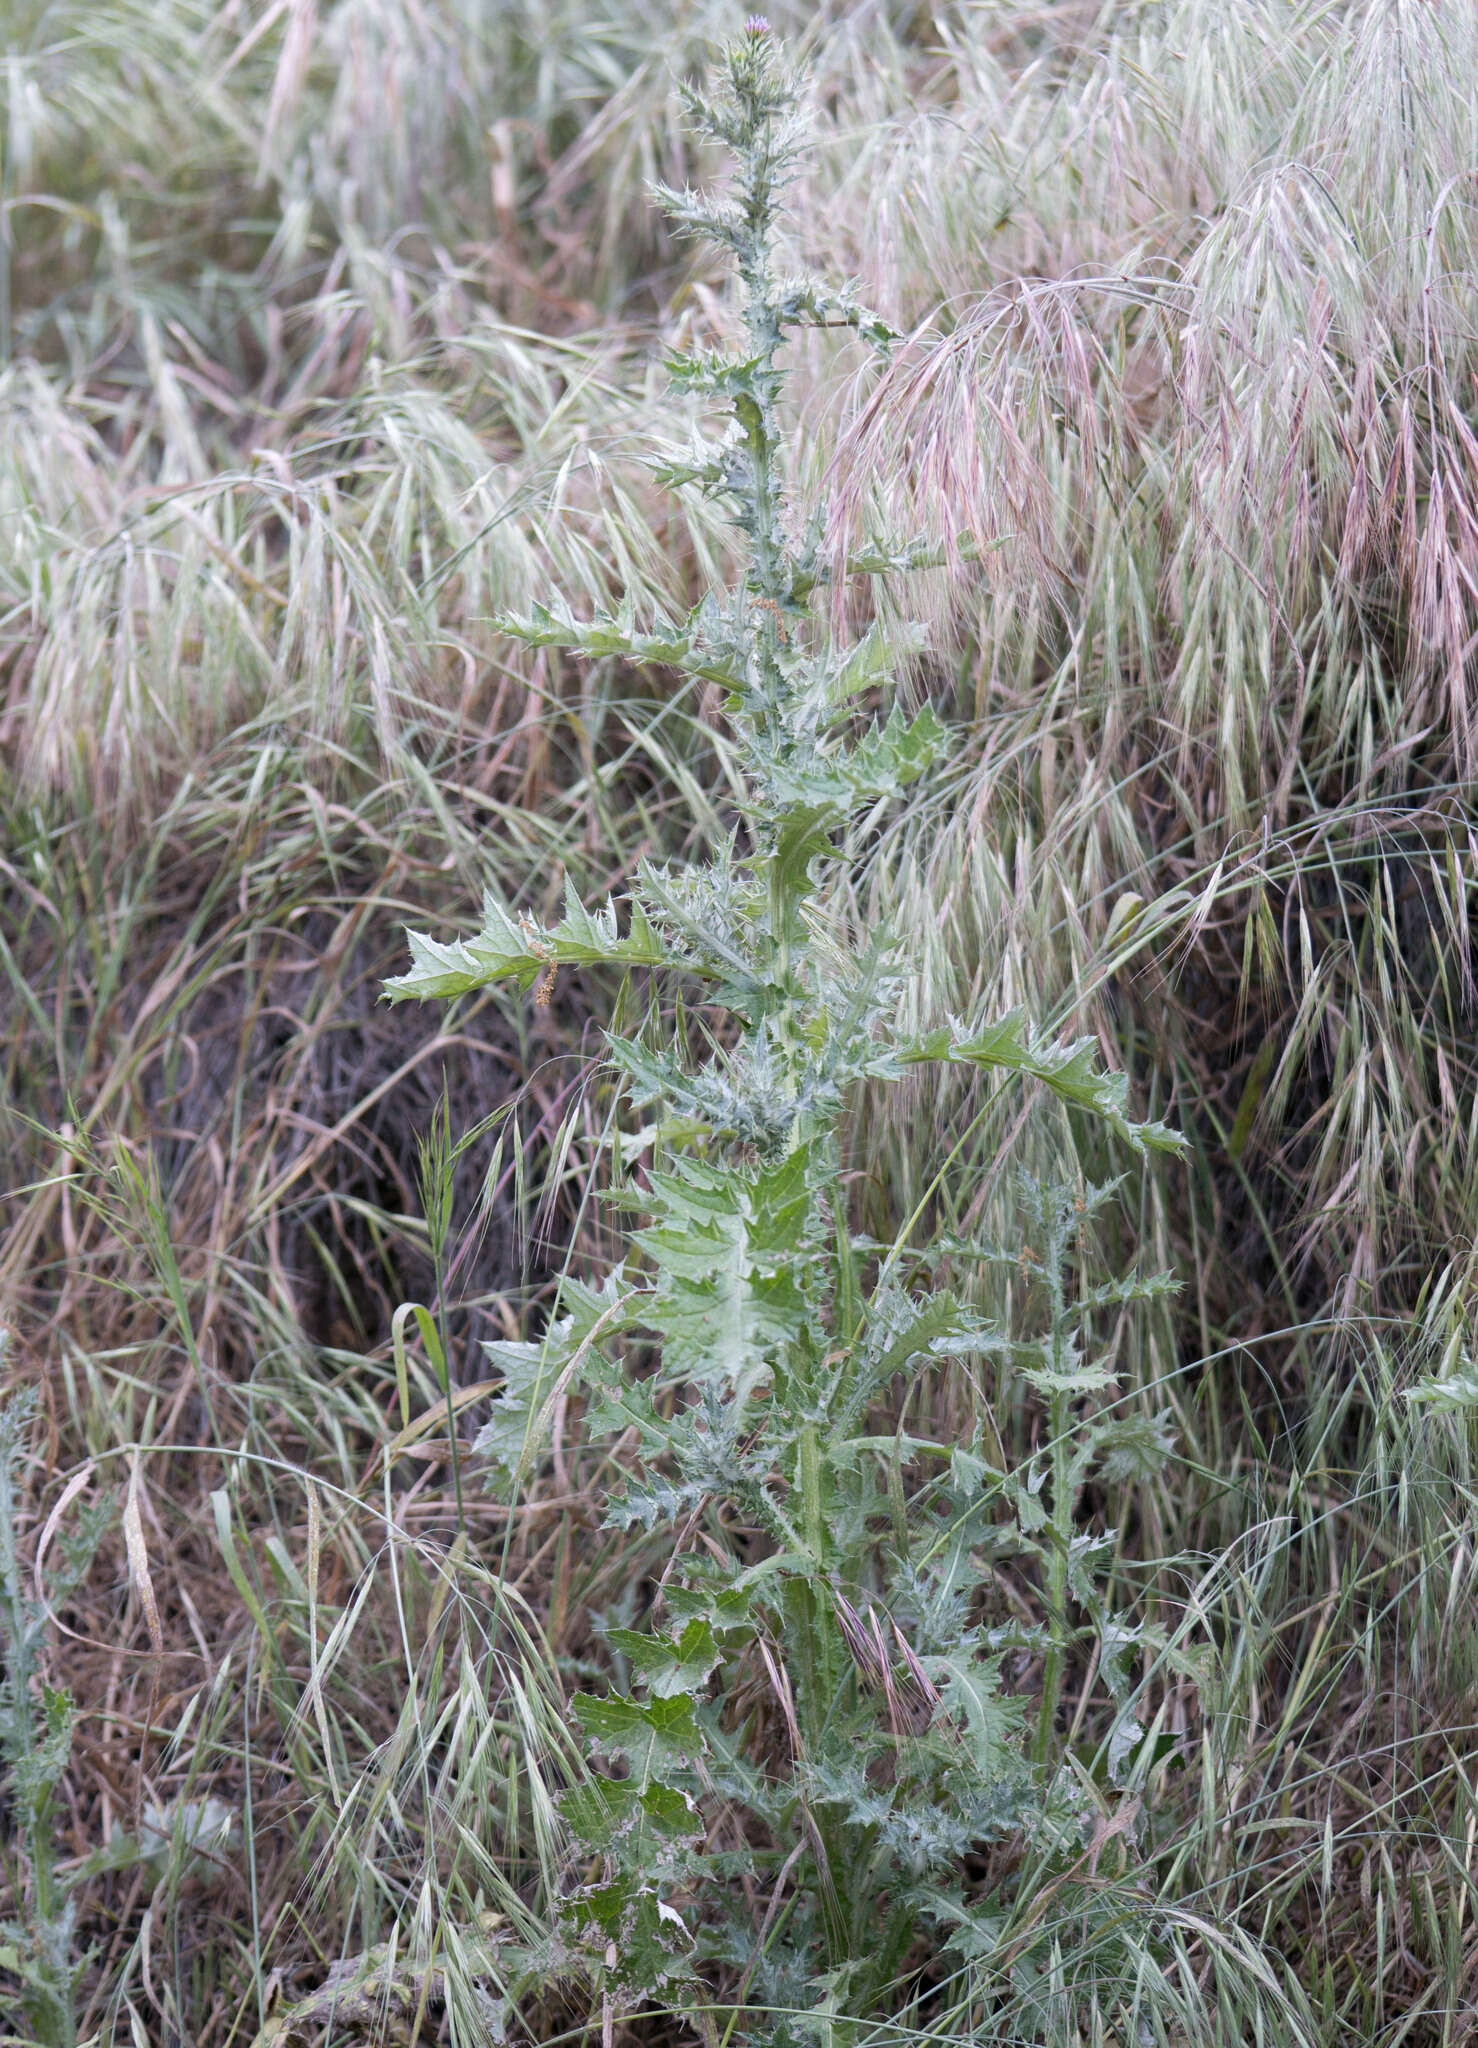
388, 23, 1184, 2032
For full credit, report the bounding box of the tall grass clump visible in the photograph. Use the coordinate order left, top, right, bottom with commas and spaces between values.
386, 29, 1318, 2042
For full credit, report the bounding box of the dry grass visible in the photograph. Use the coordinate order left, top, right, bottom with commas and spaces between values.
3, 0, 1478, 2042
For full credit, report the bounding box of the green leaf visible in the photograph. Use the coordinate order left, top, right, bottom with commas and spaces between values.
910, 1449, 1017, 1622
10, 1685, 74, 1794
771, 803, 838, 912
1405, 1354, 1478, 1411
604, 1619, 722, 1699
917, 1891, 1009, 1964
999, 1461, 1049, 1537
763, 705, 947, 818
470, 1339, 559, 1490
661, 1552, 800, 1636
560, 1773, 701, 1853
774, 278, 899, 351
838, 1286, 992, 1423
830, 624, 925, 705
1090, 1411, 1180, 1483
653, 177, 749, 253
567, 1877, 696, 1991
1080, 1270, 1182, 1309
571, 1691, 707, 1791
1018, 1330, 1118, 1399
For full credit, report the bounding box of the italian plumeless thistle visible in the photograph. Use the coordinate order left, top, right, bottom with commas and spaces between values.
389, 22, 1183, 2024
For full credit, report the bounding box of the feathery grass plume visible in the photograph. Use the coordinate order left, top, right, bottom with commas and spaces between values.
385, 26, 1243, 2039
0, 336, 741, 813
810, 0, 1478, 1341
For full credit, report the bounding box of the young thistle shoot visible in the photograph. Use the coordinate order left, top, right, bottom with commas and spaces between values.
388, 21, 1182, 2013
388, 23, 1175, 1180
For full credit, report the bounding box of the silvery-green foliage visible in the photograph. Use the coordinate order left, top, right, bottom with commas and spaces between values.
390, 24, 1185, 2032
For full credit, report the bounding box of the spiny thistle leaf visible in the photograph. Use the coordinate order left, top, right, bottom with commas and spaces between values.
601, 1474, 713, 1534
888, 1010, 1185, 1155
386, 883, 669, 1002
490, 593, 747, 690
632, 1145, 817, 1397
474, 1274, 631, 1489
924, 1651, 1024, 1773
839, 702, 948, 792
